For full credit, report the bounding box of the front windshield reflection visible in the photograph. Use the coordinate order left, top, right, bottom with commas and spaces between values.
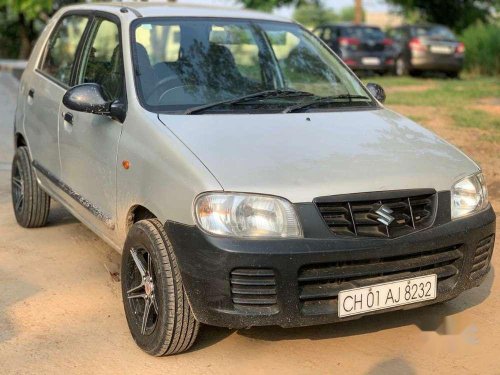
132, 19, 374, 113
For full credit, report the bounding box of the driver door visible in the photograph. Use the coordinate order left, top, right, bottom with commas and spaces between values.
58, 15, 125, 238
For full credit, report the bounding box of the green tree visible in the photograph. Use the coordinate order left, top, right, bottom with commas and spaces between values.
240, 0, 314, 12
0, 0, 81, 59
339, 6, 366, 22
293, 3, 338, 28
385, 0, 499, 32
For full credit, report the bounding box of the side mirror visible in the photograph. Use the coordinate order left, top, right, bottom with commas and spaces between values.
366, 83, 386, 104
62, 83, 126, 122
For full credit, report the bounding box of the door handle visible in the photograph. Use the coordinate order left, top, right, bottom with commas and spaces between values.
28, 89, 35, 98
63, 112, 74, 125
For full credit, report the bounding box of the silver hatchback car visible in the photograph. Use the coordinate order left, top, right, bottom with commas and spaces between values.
12, 3, 496, 356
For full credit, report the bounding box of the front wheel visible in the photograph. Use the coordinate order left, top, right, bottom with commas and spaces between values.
121, 219, 199, 356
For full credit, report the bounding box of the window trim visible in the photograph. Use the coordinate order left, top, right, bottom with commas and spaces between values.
74, 12, 127, 103
35, 9, 127, 106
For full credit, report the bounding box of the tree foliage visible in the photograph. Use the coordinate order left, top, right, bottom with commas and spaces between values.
0, 0, 52, 21
0, 0, 81, 58
385, 0, 499, 32
339, 6, 366, 22
240, 0, 315, 12
293, 4, 338, 28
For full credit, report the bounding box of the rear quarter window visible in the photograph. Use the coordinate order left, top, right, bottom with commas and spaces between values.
40, 14, 89, 85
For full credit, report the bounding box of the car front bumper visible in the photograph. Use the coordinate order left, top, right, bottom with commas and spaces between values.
165, 205, 495, 329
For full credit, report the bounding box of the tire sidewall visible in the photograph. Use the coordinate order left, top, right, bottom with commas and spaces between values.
12, 147, 31, 226
121, 222, 174, 355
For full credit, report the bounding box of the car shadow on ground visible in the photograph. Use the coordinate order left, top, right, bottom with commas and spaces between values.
191, 268, 494, 352
43, 201, 80, 228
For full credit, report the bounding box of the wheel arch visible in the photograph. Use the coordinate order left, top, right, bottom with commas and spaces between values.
15, 132, 27, 148
126, 204, 158, 233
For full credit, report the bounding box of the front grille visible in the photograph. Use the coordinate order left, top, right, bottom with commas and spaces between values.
470, 235, 495, 280
298, 244, 463, 315
316, 192, 437, 238
230, 268, 278, 313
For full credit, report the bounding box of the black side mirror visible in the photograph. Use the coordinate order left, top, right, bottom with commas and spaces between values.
63, 83, 126, 123
366, 83, 386, 104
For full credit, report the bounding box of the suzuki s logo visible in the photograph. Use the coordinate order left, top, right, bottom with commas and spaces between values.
375, 205, 395, 226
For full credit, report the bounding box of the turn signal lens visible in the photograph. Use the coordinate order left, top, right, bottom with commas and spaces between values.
409, 37, 426, 51
456, 42, 465, 54
339, 37, 360, 47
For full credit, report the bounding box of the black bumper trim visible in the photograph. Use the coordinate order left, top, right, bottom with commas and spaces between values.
165, 205, 495, 329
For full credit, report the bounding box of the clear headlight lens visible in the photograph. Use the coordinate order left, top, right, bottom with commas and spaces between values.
451, 172, 488, 219
194, 193, 303, 238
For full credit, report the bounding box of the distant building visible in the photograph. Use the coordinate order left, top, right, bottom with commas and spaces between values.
365, 11, 404, 29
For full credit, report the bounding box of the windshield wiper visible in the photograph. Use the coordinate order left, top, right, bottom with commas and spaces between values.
184, 89, 315, 115
283, 94, 372, 113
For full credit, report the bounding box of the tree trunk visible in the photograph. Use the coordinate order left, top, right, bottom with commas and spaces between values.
18, 14, 33, 60
354, 0, 363, 24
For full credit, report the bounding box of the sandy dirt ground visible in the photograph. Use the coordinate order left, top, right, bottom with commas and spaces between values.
0, 72, 499, 374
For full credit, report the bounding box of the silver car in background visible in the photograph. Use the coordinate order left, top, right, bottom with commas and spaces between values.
12, 3, 495, 356
388, 24, 465, 77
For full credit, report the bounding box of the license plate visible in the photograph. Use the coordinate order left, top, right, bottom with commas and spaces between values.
430, 45, 453, 54
338, 274, 437, 318
362, 57, 381, 66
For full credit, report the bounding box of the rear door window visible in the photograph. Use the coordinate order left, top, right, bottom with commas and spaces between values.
413, 26, 456, 41
40, 15, 89, 85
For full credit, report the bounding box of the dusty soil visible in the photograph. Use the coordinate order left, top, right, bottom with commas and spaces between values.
0, 73, 499, 374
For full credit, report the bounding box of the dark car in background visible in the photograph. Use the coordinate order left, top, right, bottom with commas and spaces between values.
388, 24, 465, 78
314, 23, 396, 75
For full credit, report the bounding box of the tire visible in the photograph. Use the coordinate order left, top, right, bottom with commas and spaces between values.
446, 71, 459, 79
11, 146, 51, 228
121, 219, 200, 356
409, 69, 422, 77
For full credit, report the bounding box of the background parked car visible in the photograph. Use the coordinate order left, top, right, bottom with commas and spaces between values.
314, 23, 396, 75
387, 24, 465, 78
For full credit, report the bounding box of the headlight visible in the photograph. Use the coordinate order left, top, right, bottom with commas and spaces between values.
194, 193, 303, 238
451, 172, 488, 219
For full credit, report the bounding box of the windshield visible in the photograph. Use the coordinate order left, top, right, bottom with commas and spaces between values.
414, 26, 456, 41
341, 26, 385, 40
131, 18, 375, 113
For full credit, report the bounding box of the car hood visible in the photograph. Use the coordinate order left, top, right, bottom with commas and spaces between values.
159, 109, 478, 203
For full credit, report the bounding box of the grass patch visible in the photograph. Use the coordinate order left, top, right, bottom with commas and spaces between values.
452, 109, 500, 130
363, 76, 500, 135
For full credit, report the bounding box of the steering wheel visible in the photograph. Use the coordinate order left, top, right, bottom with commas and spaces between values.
157, 84, 205, 106
147, 76, 182, 103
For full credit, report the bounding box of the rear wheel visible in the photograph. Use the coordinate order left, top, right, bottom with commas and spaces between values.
446, 71, 460, 79
11, 146, 51, 228
121, 219, 199, 356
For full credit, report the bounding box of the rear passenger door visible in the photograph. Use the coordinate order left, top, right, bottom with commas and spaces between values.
58, 14, 125, 237
24, 14, 89, 179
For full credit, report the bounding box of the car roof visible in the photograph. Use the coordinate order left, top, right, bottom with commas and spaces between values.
317, 23, 382, 29
60, 2, 290, 23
